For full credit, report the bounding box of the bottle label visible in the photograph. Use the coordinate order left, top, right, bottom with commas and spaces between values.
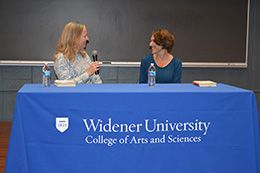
43, 71, 51, 76
149, 71, 156, 77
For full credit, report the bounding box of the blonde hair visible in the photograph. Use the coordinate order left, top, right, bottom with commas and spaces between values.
53, 21, 87, 61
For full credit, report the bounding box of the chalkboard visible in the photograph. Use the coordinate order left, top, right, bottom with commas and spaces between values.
0, 0, 248, 63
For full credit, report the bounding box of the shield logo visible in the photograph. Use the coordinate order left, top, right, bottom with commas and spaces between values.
56, 117, 69, 132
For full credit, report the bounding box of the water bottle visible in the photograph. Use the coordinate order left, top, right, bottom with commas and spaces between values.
148, 63, 156, 87
42, 63, 51, 87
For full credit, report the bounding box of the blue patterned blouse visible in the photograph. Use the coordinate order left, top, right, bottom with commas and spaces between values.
54, 52, 102, 84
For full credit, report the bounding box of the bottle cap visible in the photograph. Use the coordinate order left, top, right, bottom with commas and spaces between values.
42, 63, 49, 71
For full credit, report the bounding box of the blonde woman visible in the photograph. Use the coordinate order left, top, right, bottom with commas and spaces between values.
53, 21, 102, 84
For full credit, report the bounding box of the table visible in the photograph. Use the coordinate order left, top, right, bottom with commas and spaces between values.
5, 84, 260, 173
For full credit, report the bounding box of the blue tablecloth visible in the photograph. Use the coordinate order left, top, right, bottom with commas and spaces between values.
5, 84, 260, 173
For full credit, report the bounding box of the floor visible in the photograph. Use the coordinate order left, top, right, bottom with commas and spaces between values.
0, 122, 11, 173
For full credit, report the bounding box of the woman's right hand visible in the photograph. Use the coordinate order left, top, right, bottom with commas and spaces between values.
86, 61, 100, 76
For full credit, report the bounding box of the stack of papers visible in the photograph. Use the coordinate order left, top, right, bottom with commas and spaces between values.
193, 80, 217, 87
54, 80, 76, 87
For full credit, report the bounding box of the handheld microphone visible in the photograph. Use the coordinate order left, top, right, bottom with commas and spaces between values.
92, 50, 99, 74
84, 40, 89, 50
